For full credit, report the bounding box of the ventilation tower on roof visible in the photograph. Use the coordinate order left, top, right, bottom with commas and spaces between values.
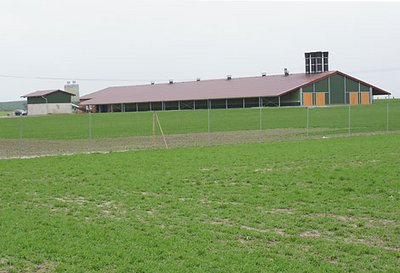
305, 51, 329, 74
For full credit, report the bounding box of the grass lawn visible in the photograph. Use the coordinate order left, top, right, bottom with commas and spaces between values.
0, 102, 399, 140
0, 111, 11, 116
0, 134, 399, 272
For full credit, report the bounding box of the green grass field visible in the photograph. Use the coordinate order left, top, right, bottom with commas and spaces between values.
0, 134, 399, 272
0, 102, 399, 140
0, 111, 11, 116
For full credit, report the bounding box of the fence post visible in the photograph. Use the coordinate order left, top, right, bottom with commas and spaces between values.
386, 102, 389, 133
259, 97, 263, 142
88, 110, 92, 140
306, 107, 309, 137
348, 104, 351, 135
208, 100, 211, 145
152, 112, 156, 146
19, 114, 23, 158
87, 109, 93, 154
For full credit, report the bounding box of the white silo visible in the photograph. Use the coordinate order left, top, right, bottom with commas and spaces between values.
64, 81, 80, 104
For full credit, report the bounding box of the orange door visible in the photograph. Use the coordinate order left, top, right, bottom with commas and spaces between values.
303, 93, 313, 106
316, 93, 326, 106
361, 92, 370, 104
349, 92, 359, 105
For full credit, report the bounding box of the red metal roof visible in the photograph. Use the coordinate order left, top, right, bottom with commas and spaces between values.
80, 71, 389, 105
22, 89, 75, 98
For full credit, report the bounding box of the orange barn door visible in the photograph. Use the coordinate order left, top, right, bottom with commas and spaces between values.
316, 93, 326, 106
361, 92, 370, 104
349, 92, 359, 105
303, 93, 313, 106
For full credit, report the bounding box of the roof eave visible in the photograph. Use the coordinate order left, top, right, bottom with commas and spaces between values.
22, 89, 76, 98
277, 70, 391, 97
277, 71, 337, 97
335, 71, 390, 95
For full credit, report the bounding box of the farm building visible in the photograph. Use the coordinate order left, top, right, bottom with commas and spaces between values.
80, 52, 390, 112
22, 89, 75, 115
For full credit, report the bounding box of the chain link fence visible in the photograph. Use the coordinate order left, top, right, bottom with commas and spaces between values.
0, 101, 399, 159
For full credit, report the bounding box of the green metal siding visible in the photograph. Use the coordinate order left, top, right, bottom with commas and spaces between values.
360, 84, 369, 92
27, 97, 46, 104
302, 85, 313, 92
27, 92, 72, 104
346, 77, 359, 92
329, 74, 345, 104
290, 72, 378, 106
280, 89, 301, 106
315, 78, 328, 92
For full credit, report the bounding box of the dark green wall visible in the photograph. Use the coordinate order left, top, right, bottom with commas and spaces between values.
329, 74, 345, 104
303, 84, 313, 92
360, 83, 369, 92
315, 78, 329, 92
280, 89, 301, 106
27, 92, 72, 104
346, 78, 359, 92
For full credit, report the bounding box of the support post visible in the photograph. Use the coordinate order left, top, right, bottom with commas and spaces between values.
300, 88, 303, 106
328, 77, 331, 105
369, 87, 373, 104
278, 96, 281, 107
312, 83, 316, 106
193, 100, 196, 110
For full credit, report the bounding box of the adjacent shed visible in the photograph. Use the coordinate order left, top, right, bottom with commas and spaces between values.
22, 89, 75, 115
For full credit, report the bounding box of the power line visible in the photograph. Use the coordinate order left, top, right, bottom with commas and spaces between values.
0, 74, 191, 82
1, 67, 400, 82
346, 67, 400, 74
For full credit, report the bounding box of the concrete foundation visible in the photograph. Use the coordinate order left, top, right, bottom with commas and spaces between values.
27, 103, 72, 115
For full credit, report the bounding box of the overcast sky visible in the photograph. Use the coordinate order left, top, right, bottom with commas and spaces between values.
1, 0, 399, 101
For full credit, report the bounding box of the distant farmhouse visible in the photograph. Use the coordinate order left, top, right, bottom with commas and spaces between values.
80, 52, 390, 113
22, 89, 75, 115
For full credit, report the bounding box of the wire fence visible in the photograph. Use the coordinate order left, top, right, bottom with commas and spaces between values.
0, 101, 399, 159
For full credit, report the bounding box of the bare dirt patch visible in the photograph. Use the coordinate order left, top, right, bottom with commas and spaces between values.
1, 129, 399, 159
307, 212, 398, 227
299, 230, 321, 238
269, 208, 295, 214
